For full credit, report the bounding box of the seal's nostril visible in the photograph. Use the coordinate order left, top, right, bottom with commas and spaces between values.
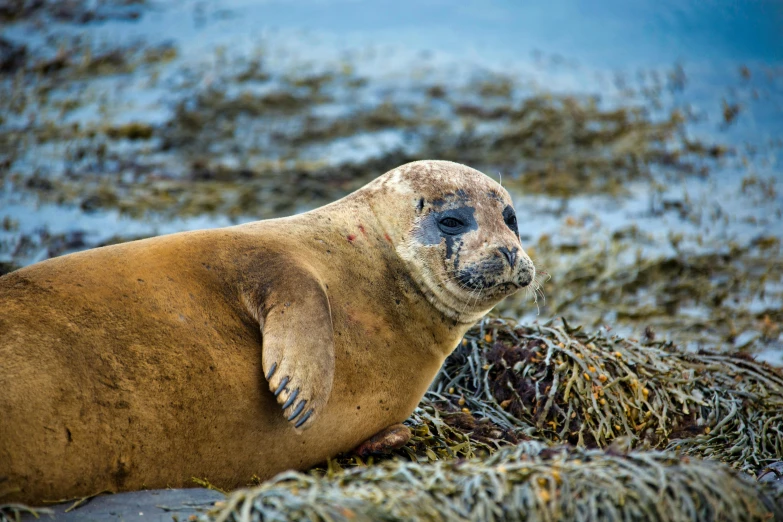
498, 246, 518, 268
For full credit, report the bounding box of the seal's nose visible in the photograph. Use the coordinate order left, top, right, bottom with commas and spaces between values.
518, 259, 535, 287
498, 246, 518, 268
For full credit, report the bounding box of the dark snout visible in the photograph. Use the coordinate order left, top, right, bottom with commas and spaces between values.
497, 245, 534, 285
498, 246, 517, 268
496, 245, 535, 289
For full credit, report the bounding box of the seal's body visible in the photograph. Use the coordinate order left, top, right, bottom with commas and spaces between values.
0, 161, 535, 503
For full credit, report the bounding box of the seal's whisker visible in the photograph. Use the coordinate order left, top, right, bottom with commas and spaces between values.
462, 288, 477, 314
462, 286, 481, 315
535, 269, 551, 283
529, 278, 546, 303
431, 269, 463, 284
465, 289, 478, 315
475, 288, 487, 312
468, 288, 479, 312
532, 272, 550, 305
530, 281, 546, 302
520, 268, 549, 315
524, 285, 541, 315
534, 285, 547, 307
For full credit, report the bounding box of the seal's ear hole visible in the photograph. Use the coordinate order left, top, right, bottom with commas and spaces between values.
417, 198, 425, 213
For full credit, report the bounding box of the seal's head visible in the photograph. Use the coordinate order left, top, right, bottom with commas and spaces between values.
367, 160, 536, 323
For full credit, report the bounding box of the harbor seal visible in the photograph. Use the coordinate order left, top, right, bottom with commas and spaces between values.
0, 160, 535, 504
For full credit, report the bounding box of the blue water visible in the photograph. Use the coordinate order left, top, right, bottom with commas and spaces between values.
215, 0, 783, 66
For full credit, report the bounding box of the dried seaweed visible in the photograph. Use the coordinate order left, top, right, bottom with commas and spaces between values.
432, 317, 783, 474
0, 504, 52, 522
0, 488, 52, 522
310, 397, 521, 477
207, 443, 783, 522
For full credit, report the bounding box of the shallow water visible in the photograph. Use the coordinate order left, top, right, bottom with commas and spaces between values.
1, 0, 781, 362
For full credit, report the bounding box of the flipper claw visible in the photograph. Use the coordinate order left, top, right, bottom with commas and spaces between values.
287, 400, 307, 421
282, 388, 299, 410
265, 362, 277, 380
274, 376, 289, 397
294, 409, 314, 428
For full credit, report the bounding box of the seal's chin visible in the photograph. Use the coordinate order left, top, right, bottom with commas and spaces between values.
415, 272, 521, 324
412, 273, 495, 324
403, 255, 533, 324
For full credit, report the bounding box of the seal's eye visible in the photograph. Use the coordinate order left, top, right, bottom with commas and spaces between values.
431, 207, 475, 236
502, 205, 519, 235
438, 216, 466, 235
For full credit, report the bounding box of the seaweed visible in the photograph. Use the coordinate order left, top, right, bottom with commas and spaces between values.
207, 443, 783, 522
0, 486, 52, 522
0, 0, 146, 24
0, 503, 52, 522
432, 317, 783, 474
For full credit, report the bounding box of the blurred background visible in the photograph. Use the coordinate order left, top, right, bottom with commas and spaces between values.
1, 0, 781, 363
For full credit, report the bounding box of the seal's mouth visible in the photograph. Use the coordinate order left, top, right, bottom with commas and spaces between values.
452, 273, 526, 300
481, 280, 527, 298
454, 264, 531, 295
494, 281, 522, 292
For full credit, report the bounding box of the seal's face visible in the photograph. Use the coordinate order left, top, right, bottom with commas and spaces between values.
374, 160, 536, 323
409, 186, 535, 322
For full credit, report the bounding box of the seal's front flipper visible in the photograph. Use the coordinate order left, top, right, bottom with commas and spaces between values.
253, 265, 335, 431
354, 424, 412, 457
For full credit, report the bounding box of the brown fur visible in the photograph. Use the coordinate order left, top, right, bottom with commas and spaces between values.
0, 160, 533, 504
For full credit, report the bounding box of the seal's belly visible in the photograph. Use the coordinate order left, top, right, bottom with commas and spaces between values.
0, 264, 435, 503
